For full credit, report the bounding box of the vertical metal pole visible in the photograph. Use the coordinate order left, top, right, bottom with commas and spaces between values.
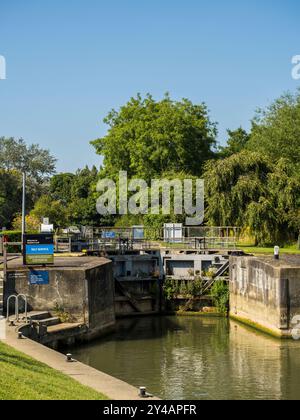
22, 172, 26, 237
3, 241, 7, 285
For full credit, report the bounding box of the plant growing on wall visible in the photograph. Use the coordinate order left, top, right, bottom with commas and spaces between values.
191, 277, 205, 296
54, 303, 73, 323
210, 281, 229, 314
163, 278, 178, 300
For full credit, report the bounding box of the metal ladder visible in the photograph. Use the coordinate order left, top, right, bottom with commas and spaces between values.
6, 294, 28, 324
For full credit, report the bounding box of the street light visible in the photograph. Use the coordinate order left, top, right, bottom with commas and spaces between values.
22, 172, 26, 239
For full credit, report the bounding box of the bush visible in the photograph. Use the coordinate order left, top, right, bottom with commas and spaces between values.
0, 230, 22, 253
210, 281, 229, 314
12, 214, 40, 232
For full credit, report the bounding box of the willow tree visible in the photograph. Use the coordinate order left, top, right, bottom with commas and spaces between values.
204, 151, 300, 245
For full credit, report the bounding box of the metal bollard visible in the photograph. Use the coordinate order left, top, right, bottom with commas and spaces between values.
18, 332, 23, 339
139, 387, 147, 398
66, 353, 73, 362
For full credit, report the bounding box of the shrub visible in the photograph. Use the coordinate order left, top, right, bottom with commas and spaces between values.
210, 281, 229, 314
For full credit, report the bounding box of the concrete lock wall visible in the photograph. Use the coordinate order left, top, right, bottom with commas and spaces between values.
111, 254, 159, 278
162, 252, 228, 278
4, 258, 115, 337
230, 256, 300, 337
86, 261, 116, 338
6, 270, 86, 322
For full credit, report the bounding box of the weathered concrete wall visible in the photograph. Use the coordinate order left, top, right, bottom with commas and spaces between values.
111, 253, 160, 278
230, 256, 300, 337
4, 257, 116, 338
115, 297, 155, 316
5, 269, 87, 322
86, 261, 116, 338
161, 251, 229, 278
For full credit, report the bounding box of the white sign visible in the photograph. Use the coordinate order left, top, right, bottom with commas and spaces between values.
41, 224, 54, 233
164, 223, 183, 243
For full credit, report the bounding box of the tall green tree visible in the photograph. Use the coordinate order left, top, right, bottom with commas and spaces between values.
247, 90, 300, 167
0, 170, 22, 228
0, 137, 56, 180
31, 166, 101, 227
218, 127, 250, 158
50, 173, 75, 203
0, 137, 57, 228
31, 195, 68, 228
91, 94, 217, 181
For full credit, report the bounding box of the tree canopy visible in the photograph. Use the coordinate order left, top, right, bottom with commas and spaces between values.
204, 151, 300, 245
0, 137, 56, 180
218, 127, 250, 158
2, 90, 300, 246
91, 94, 217, 181
0, 170, 22, 228
247, 90, 300, 166
0, 138, 57, 228
31, 166, 102, 227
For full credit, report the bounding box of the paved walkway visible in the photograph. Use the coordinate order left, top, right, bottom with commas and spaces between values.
3, 325, 159, 400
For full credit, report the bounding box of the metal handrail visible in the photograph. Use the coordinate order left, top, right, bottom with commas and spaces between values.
7, 295, 17, 322
6, 294, 28, 323
16, 294, 28, 323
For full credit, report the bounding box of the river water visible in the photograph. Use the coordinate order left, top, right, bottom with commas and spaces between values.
68, 316, 300, 400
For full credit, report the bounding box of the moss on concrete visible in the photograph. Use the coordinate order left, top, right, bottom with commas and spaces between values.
229, 313, 291, 339
164, 311, 223, 318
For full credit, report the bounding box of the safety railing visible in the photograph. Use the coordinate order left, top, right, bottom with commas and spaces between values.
6, 294, 28, 324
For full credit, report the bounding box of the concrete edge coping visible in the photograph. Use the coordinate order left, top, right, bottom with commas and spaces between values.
2, 326, 160, 401
231, 255, 300, 271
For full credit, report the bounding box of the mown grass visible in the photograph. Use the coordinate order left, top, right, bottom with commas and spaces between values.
239, 243, 300, 255
0, 341, 108, 400
161, 241, 300, 255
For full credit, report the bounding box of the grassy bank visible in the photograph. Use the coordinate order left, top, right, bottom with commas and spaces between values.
239, 244, 300, 255
0, 341, 108, 400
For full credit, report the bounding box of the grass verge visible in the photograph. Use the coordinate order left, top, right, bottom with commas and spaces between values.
238, 244, 300, 255
0, 341, 108, 400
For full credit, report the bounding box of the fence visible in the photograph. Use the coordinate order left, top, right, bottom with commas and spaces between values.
53, 226, 240, 253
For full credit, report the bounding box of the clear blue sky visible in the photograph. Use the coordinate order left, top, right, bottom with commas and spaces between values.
0, 0, 299, 172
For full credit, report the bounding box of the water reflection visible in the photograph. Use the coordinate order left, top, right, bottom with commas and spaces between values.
68, 316, 300, 400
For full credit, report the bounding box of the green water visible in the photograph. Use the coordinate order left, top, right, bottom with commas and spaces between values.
69, 316, 300, 400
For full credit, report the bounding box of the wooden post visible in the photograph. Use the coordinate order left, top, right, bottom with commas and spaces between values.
3, 240, 7, 284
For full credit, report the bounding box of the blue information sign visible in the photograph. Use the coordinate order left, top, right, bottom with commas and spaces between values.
23, 234, 54, 265
26, 245, 54, 255
103, 231, 116, 239
28, 271, 49, 285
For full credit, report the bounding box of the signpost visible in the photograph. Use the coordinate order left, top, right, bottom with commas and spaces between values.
23, 234, 54, 266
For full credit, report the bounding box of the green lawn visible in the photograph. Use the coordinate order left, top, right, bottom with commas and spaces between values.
161, 241, 300, 255
0, 341, 108, 400
239, 244, 300, 255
